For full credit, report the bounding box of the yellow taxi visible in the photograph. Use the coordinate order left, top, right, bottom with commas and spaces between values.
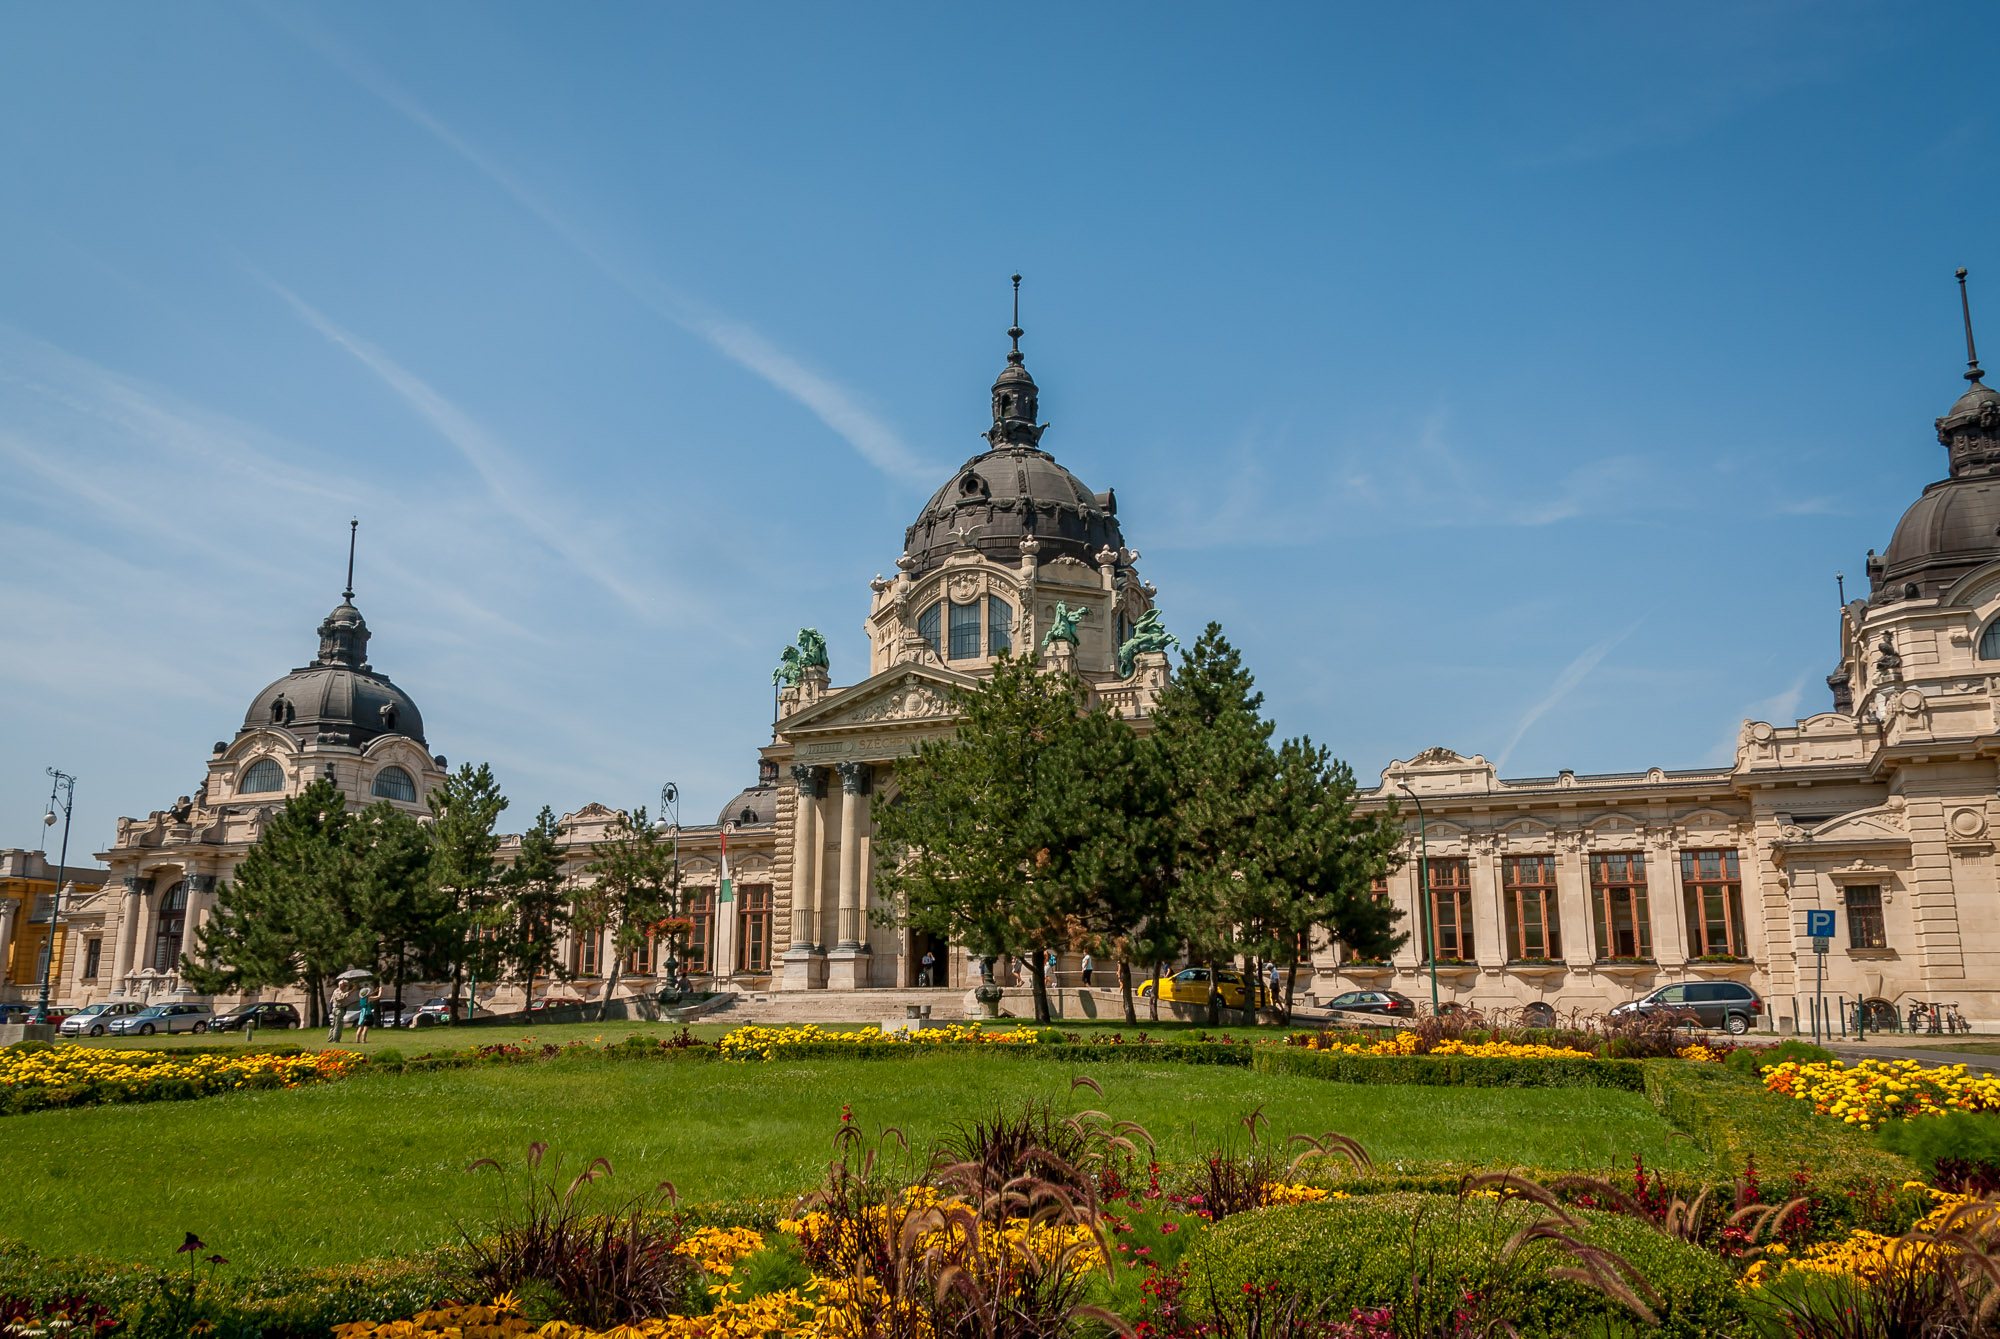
1136, 966, 1256, 1009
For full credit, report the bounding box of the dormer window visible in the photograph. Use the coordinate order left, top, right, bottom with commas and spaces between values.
239, 758, 284, 794
371, 766, 417, 802
1979, 619, 2000, 660
987, 597, 1013, 653
917, 603, 941, 656
948, 601, 980, 659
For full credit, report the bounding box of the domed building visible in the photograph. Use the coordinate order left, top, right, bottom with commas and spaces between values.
72, 575, 447, 1004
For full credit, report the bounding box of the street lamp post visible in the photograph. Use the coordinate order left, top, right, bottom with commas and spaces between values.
659, 783, 681, 990
1396, 779, 1439, 1016
32, 769, 76, 1025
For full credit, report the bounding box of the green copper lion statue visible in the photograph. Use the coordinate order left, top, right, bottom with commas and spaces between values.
1116, 609, 1178, 677
772, 628, 831, 686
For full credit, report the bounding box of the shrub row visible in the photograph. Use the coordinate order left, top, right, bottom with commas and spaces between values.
751, 1039, 1256, 1066
1252, 1047, 1647, 1089
1185, 1192, 1746, 1338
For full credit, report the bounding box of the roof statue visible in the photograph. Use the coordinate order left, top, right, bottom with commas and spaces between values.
1116, 609, 1178, 678
1041, 601, 1088, 648
772, 628, 830, 686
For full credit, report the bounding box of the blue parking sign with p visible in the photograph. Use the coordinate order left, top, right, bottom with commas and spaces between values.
1806, 909, 1836, 938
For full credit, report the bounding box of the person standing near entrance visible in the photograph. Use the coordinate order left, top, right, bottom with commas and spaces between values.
1080, 952, 1094, 987
921, 949, 936, 987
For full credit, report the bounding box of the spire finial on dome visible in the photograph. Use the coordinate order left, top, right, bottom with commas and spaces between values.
343, 517, 358, 602
1007, 273, 1024, 366
1960, 268, 1985, 385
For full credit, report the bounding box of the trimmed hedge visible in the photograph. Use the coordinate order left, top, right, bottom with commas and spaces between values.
1184, 1192, 1746, 1338
1253, 1048, 1647, 1089
747, 1040, 1254, 1066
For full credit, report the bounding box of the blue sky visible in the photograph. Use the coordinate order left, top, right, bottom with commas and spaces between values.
1, 3, 1991, 859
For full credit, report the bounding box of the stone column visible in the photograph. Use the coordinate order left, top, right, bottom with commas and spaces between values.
826, 762, 872, 989
111, 876, 145, 995
782, 766, 825, 990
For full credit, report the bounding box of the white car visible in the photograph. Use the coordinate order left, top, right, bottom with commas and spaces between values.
58, 1001, 148, 1037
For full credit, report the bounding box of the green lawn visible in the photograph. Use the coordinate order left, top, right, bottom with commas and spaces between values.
64, 1016, 1306, 1053
0, 1052, 1701, 1269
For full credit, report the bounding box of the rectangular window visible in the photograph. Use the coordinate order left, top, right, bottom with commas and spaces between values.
738, 886, 772, 972
1426, 858, 1474, 961
1844, 884, 1887, 950
1680, 849, 1746, 958
1502, 855, 1562, 960
628, 934, 653, 977
1343, 875, 1393, 962
948, 601, 981, 659
684, 891, 717, 975
576, 930, 600, 977
1590, 852, 1652, 960
917, 603, 941, 656
987, 596, 1013, 654
82, 937, 102, 981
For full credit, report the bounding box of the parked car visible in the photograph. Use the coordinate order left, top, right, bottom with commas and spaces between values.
105, 1002, 213, 1036
342, 1001, 408, 1028
401, 998, 454, 1027
58, 1001, 146, 1036
209, 1001, 302, 1032
0, 1003, 68, 1025
1612, 981, 1763, 1035
1136, 967, 1253, 1009
1320, 989, 1417, 1018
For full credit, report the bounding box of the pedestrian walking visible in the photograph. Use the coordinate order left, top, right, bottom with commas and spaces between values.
1045, 948, 1059, 982
921, 950, 936, 987
355, 986, 374, 1044
327, 982, 352, 1044
1080, 952, 1095, 987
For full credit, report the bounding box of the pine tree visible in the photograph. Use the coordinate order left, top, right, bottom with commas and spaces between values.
1249, 737, 1408, 1025
498, 806, 572, 1006
1025, 704, 1170, 1026
1151, 623, 1280, 1024
577, 806, 675, 1022
348, 800, 442, 1018
184, 777, 368, 1025
428, 763, 509, 1019
873, 652, 1091, 1024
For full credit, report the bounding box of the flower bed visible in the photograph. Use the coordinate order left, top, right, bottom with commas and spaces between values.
715, 1023, 1039, 1061
1254, 1047, 1650, 1090
1763, 1057, 2000, 1131
0, 1044, 361, 1112
1294, 1028, 1599, 1061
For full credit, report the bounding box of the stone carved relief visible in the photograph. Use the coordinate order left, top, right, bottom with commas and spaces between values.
947, 573, 984, 603
844, 684, 956, 725
1408, 747, 1468, 766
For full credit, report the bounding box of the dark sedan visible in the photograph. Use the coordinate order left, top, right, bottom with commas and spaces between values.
1321, 989, 1417, 1018
209, 1001, 302, 1032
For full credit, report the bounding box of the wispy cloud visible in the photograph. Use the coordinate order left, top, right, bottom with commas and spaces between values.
256, 275, 666, 621
281, 15, 932, 485
1776, 496, 1844, 516
1495, 620, 1643, 770
1707, 673, 1811, 766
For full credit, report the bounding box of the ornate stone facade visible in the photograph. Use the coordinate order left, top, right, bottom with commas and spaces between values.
32, 289, 2000, 1032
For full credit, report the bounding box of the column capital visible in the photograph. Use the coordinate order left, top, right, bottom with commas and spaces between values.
836, 761, 873, 795
790, 764, 825, 798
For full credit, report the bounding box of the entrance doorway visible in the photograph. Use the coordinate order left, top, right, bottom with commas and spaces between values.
909, 931, 946, 987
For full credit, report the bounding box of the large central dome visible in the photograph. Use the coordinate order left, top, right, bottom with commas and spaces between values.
900, 304, 1123, 577
242, 598, 427, 748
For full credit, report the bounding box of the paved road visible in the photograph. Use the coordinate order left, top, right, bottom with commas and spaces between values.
1825, 1042, 2000, 1074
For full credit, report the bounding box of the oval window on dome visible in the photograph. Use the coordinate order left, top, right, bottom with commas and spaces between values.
1980, 620, 2000, 661
371, 766, 417, 803
239, 758, 284, 794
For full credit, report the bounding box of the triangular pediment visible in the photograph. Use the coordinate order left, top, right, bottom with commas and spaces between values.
782, 663, 978, 735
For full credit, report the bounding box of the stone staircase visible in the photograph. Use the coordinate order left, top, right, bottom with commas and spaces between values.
709, 987, 974, 1026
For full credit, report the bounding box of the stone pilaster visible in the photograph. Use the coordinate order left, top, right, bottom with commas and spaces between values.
782, 766, 825, 990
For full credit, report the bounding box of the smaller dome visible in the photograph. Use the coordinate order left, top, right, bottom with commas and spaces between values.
716, 758, 780, 826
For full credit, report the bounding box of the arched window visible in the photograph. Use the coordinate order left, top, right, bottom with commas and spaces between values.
152, 881, 188, 974
1979, 620, 2000, 661
917, 602, 941, 656
948, 602, 980, 659
987, 596, 1013, 654
371, 766, 417, 802
239, 758, 284, 794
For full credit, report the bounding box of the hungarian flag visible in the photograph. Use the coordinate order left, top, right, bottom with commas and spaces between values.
718, 824, 734, 904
